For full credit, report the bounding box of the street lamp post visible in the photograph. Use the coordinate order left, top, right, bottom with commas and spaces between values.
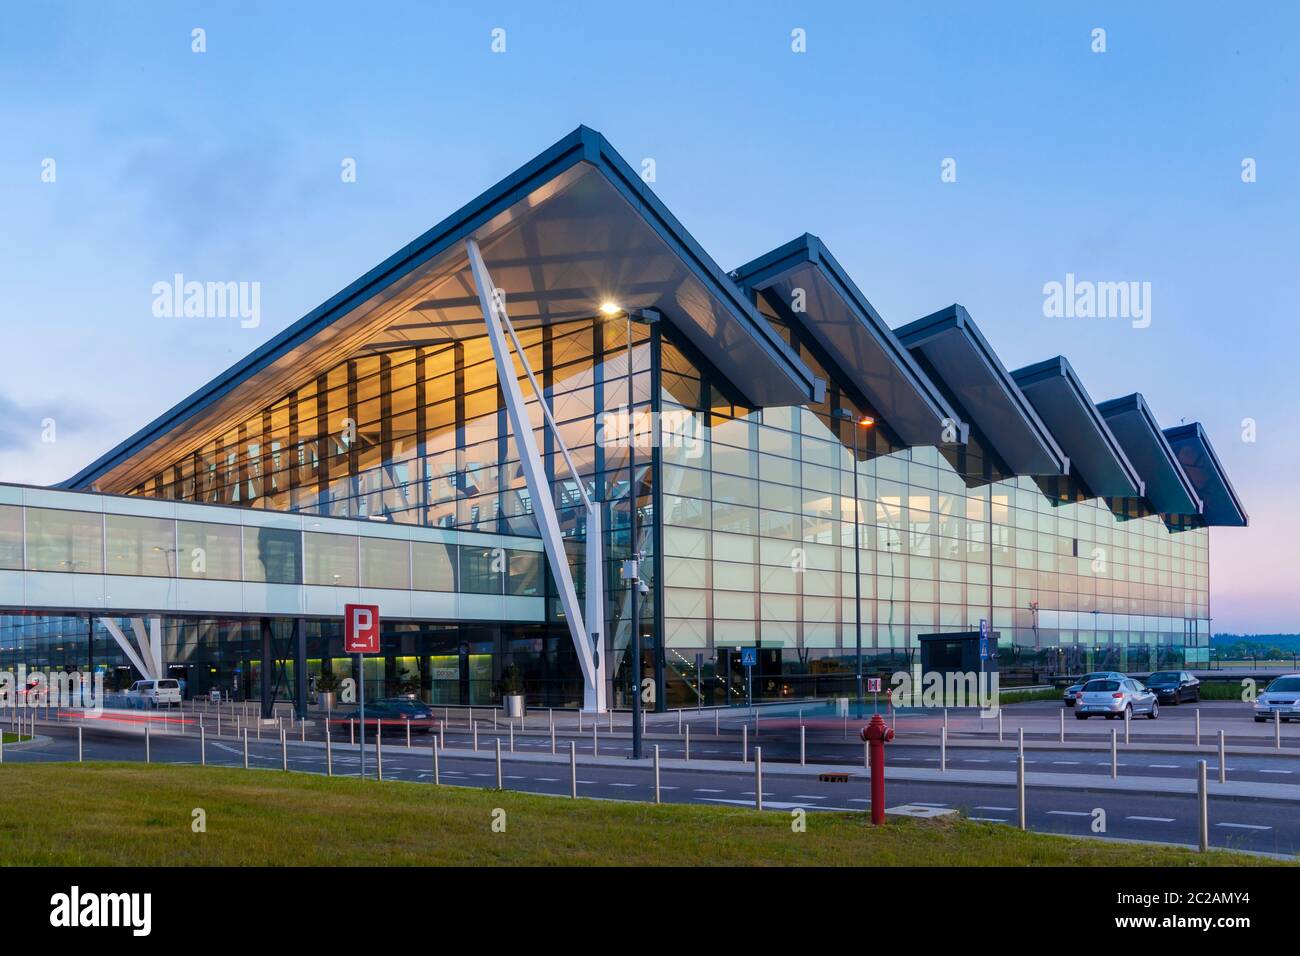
835, 408, 874, 714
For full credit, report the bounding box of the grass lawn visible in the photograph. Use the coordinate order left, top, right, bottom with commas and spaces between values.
0, 763, 1289, 866
0, 732, 30, 744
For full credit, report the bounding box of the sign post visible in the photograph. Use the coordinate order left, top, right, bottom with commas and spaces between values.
979, 618, 990, 674
741, 646, 757, 713
345, 604, 380, 779
867, 676, 882, 714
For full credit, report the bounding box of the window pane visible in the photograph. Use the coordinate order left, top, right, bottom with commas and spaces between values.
304, 532, 358, 587
26, 508, 103, 573
177, 521, 242, 580
412, 541, 456, 591
361, 537, 410, 589
459, 546, 505, 594
243, 526, 302, 584
105, 514, 174, 576
0, 505, 22, 570
507, 550, 541, 596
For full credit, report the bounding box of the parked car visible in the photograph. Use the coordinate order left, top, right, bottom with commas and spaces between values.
335, 697, 435, 735
1075, 678, 1159, 720
1145, 670, 1201, 704
124, 679, 183, 709
1253, 675, 1300, 723
1063, 671, 1127, 707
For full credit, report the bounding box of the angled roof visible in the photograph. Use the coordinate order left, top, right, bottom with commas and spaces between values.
894, 305, 1068, 476
732, 234, 967, 448
1162, 423, 1248, 527
1011, 356, 1143, 498
64, 126, 822, 492
1096, 394, 1201, 516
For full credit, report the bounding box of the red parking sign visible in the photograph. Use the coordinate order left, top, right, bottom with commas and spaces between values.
344, 604, 380, 653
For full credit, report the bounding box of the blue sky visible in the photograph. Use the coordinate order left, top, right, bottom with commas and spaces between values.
1, 1, 1296, 632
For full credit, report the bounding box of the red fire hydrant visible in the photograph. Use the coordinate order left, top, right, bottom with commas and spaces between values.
860, 713, 895, 825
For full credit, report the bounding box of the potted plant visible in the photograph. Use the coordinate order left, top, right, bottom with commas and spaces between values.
498, 665, 525, 718
316, 670, 341, 711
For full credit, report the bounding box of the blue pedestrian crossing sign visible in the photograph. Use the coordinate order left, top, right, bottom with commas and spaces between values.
741, 647, 757, 667
979, 618, 989, 660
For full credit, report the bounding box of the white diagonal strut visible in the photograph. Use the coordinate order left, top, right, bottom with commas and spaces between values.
100, 618, 156, 681
466, 238, 607, 712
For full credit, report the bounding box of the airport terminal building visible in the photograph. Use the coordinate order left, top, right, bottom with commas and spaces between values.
0, 127, 1247, 711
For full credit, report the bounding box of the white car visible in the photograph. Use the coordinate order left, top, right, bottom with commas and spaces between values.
125, 679, 183, 709
1254, 675, 1300, 722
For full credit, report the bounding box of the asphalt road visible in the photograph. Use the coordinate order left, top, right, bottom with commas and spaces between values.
8, 723, 1299, 858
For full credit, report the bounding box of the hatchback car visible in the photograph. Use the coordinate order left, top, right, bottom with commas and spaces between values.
1253, 675, 1300, 722
1074, 678, 1159, 720
1145, 670, 1201, 704
1063, 671, 1127, 707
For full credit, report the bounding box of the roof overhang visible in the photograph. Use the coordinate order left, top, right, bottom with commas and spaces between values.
1162, 423, 1248, 527
1011, 356, 1143, 498
894, 306, 1068, 475
732, 234, 966, 447
64, 126, 822, 492
1095, 394, 1202, 515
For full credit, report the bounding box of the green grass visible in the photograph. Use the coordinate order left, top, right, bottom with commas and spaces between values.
999, 688, 1062, 704
0, 733, 30, 744
0, 763, 1287, 867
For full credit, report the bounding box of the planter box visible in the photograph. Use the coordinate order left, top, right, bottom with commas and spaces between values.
503, 694, 525, 718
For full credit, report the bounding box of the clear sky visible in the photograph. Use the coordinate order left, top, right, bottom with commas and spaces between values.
1, 1, 1295, 633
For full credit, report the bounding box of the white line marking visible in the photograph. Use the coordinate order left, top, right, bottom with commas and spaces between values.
792, 795, 827, 800
975, 806, 1016, 812
1052, 761, 1080, 765
1260, 769, 1292, 775
609, 783, 635, 788
968, 816, 1008, 822
1046, 810, 1091, 816
1147, 764, 1178, 769
1217, 822, 1271, 831
1126, 815, 1175, 823
693, 788, 725, 793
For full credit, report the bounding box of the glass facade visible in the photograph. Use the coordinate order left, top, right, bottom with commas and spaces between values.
23, 302, 1208, 710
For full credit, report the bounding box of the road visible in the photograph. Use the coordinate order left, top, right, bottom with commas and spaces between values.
7, 721, 1299, 858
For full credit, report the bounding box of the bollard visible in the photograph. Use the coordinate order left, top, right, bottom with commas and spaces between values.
243, 728, 249, 769
1059, 708, 1064, 743
432, 738, 439, 785
495, 738, 503, 790
1111, 728, 1117, 779
1276, 709, 1282, 750
549, 707, 554, 731
1197, 759, 1209, 853
715, 710, 719, 736
685, 724, 691, 761
146, 723, 151, 764
1017, 755, 1026, 830
609, 710, 613, 733
493, 710, 497, 731
1195, 708, 1201, 747
200, 726, 206, 767
376, 723, 383, 781
551, 723, 556, 755
301, 722, 306, 744
281, 729, 287, 771
800, 725, 806, 766
1018, 727, 1024, 760
678, 710, 683, 735
217, 710, 222, 737
1218, 730, 1226, 784
578, 710, 583, 733
326, 726, 332, 777
509, 723, 514, 753
1125, 708, 1131, 745
406, 720, 411, 749
943, 708, 948, 733
570, 741, 577, 798
593, 723, 599, 758
473, 721, 479, 752
78, 725, 83, 763
742, 724, 748, 764
940, 726, 947, 772
755, 746, 763, 811
654, 745, 661, 804
998, 711, 1003, 743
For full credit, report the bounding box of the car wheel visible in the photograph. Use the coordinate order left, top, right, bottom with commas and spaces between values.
1147, 701, 1159, 720
1170, 693, 1179, 705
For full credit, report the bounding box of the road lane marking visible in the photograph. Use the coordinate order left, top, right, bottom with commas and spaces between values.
1147, 764, 1178, 769
1126, 815, 1175, 823
1217, 822, 1271, 831
693, 788, 725, 793
968, 816, 1008, 822
1259, 769, 1292, 774
1052, 761, 1080, 765
975, 806, 1016, 812
1046, 810, 1091, 816
792, 795, 827, 800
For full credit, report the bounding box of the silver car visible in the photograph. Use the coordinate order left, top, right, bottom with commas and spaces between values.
1063, 671, 1127, 707
1074, 678, 1159, 720
1254, 674, 1300, 723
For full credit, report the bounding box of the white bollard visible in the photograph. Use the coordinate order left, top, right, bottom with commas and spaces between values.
243, 728, 249, 769
1059, 708, 1064, 743
551, 722, 556, 755
432, 738, 439, 785
742, 724, 748, 764
1110, 728, 1117, 779
406, 720, 411, 749
754, 746, 763, 811
685, 724, 691, 761
1125, 708, 1131, 745
1276, 709, 1282, 750
1195, 708, 1201, 747
654, 745, 661, 804
281, 729, 287, 771
678, 710, 683, 735
940, 726, 947, 772
1219, 730, 1226, 784
570, 741, 577, 798
1017, 755, 1026, 830
146, 723, 151, 764
200, 726, 206, 767
1197, 759, 1209, 853
509, 723, 514, 753
593, 723, 598, 758
495, 738, 503, 789
800, 725, 806, 766
326, 726, 332, 777
78, 725, 83, 763
473, 721, 479, 752
998, 711, 1003, 743
1018, 726, 1024, 760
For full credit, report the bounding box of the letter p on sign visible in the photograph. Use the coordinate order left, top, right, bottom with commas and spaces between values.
344, 603, 380, 653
